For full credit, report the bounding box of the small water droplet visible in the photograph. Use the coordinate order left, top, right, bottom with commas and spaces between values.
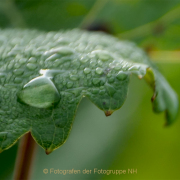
45, 47, 74, 56
7, 62, 14, 70
72, 89, 81, 97
73, 61, 81, 68
0, 132, 8, 141
69, 75, 78, 81
99, 90, 106, 95
28, 57, 37, 63
116, 71, 128, 81
114, 64, 122, 70
0, 110, 5, 115
109, 62, 115, 68
92, 78, 100, 85
86, 74, 91, 79
98, 60, 103, 66
67, 82, 73, 88
14, 63, 21, 69
83, 68, 91, 74
90, 60, 97, 67
95, 67, 103, 75
91, 50, 112, 61
108, 77, 115, 83
26, 63, 37, 70
17, 76, 60, 108
13, 69, 24, 76
105, 84, 116, 96
138, 66, 146, 77
19, 58, 27, 64
46, 54, 61, 62
14, 77, 22, 84
62, 81, 66, 86
91, 88, 99, 94
128, 65, 139, 71
63, 62, 70, 68
72, 70, 77, 74
80, 56, 89, 63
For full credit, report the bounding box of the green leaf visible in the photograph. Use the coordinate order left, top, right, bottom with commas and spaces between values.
0, 29, 178, 154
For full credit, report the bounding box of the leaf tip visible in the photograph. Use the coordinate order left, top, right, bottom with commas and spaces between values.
45, 148, 53, 155
151, 93, 156, 102
104, 110, 114, 117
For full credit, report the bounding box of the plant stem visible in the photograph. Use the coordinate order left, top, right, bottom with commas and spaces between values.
118, 5, 180, 39
79, 0, 109, 28
13, 132, 37, 180
0, 0, 26, 28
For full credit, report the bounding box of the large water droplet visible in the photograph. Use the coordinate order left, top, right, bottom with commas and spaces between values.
17, 76, 60, 108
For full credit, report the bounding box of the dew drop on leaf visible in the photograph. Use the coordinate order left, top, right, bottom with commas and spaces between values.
95, 67, 103, 75
17, 76, 60, 108
116, 71, 128, 81
91, 50, 112, 61
69, 74, 78, 81
66, 81, 74, 88
83, 68, 91, 74
26, 63, 37, 70
92, 78, 100, 85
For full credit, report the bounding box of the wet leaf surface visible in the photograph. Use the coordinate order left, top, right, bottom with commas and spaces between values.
0, 29, 178, 154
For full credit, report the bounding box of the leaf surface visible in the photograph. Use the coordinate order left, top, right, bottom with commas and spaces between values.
0, 29, 178, 153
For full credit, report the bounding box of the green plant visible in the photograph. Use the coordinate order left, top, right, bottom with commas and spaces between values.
0, 1, 180, 180
0, 29, 178, 155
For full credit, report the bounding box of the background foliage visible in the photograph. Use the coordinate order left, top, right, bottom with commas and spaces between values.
0, 0, 180, 179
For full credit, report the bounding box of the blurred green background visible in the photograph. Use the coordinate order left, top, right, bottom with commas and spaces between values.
0, 0, 180, 179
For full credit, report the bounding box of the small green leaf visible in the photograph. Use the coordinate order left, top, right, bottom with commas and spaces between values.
0, 29, 178, 154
